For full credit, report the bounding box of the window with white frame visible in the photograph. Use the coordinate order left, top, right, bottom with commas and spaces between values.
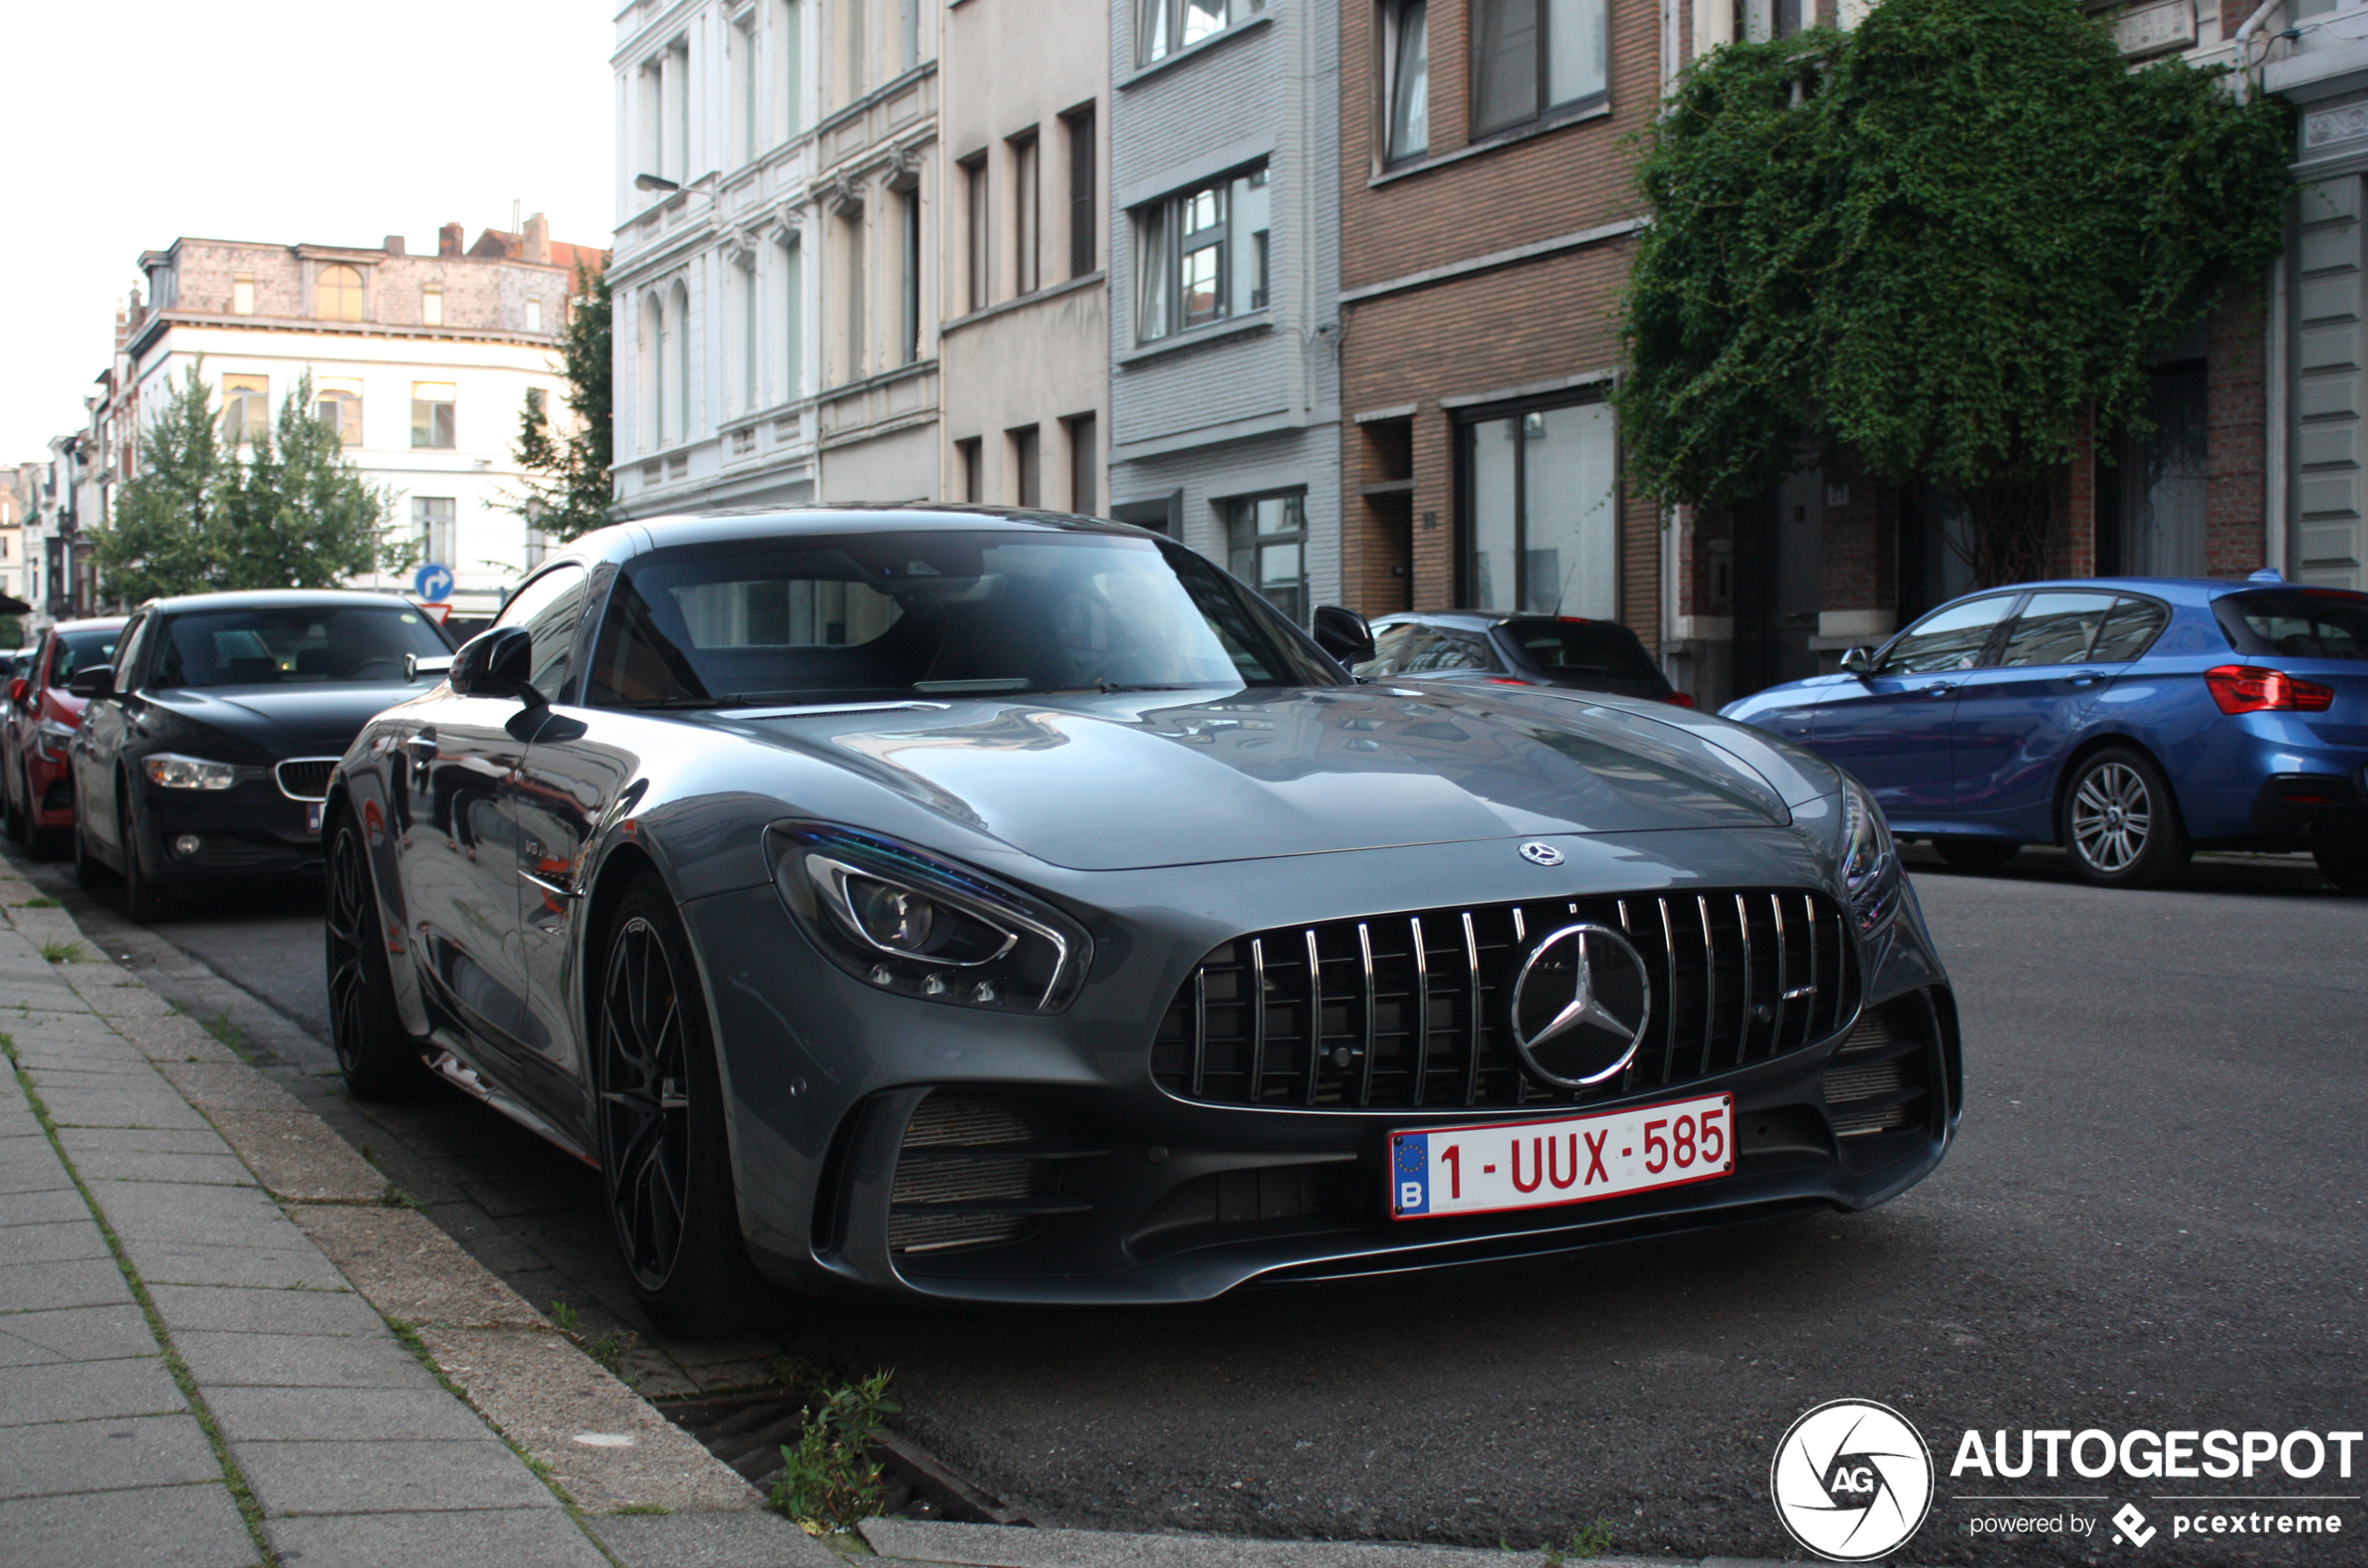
1226, 492, 1307, 625
231, 273, 255, 315
737, 16, 760, 165
1011, 130, 1041, 296
1384, 0, 1430, 162
737, 255, 760, 413
668, 281, 691, 439
422, 286, 444, 325
526, 298, 544, 333
778, 0, 804, 138
222, 375, 269, 444
1139, 0, 1260, 66
1135, 164, 1270, 343
315, 264, 365, 322
413, 496, 457, 568
778, 235, 805, 400
411, 382, 457, 448
1463, 399, 1618, 617
1470, 0, 1607, 137
314, 378, 363, 446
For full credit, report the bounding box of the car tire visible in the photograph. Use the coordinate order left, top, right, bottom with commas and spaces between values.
2312, 839, 2368, 894
117, 791, 169, 924
2060, 747, 2189, 889
324, 811, 432, 1100
594, 874, 762, 1337
2, 761, 24, 846
72, 811, 106, 888
1933, 837, 2019, 873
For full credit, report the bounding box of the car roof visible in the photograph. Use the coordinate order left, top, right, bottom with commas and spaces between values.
1370, 610, 1646, 635
46, 616, 129, 635
567, 504, 1158, 563
1934, 576, 2359, 609
140, 589, 424, 614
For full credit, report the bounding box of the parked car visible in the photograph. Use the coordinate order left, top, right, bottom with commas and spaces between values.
1720, 574, 2368, 890
1355, 610, 1693, 706
66, 591, 455, 920
3, 618, 128, 857
324, 507, 1959, 1333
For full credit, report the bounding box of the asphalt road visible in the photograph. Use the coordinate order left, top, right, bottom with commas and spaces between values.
13, 842, 2363, 1566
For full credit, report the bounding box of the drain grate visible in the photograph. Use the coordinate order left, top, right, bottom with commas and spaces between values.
654, 1390, 1027, 1524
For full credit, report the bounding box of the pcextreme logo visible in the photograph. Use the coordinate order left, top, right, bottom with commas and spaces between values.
1770, 1399, 1936, 1561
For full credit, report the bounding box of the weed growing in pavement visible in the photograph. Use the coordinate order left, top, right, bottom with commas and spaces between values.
581, 1331, 639, 1377
1542, 1520, 1618, 1563
38, 939, 87, 963
547, 1300, 580, 1333
378, 1181, 421, 1211
201, 1011, 242, 1050
610, 1503, 671, 1516
769, 1369, 899, 1535
14, 896, 60, 908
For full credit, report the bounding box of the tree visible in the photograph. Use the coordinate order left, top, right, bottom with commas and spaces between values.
1616, 0, 2292, 585
96, 365, 407, 602
514, 258, 614, 542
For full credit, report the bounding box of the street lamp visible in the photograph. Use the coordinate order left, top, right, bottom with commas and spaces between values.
633, 173, 681, 193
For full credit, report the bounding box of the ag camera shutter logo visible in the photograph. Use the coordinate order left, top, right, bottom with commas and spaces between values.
1770, 1399, 1935, 1561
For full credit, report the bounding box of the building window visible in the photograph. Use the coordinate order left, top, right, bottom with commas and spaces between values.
841, 207, 866, 380
1067, 413, 1096, 514
1139, 0, 1256, 66
778, 0, 804, 137
526, 298, 544, 333
640, 292, 665, 450
525, 499, 551, 570
222, 375, 269, 444
1470, 0, 1607, 137
901, 0, 920, 71
737, 17, 760, 163
1136, 164, 1269, 343
957, 437, 983, 502
901, 186, 923, 364
737, 257, 761, 412
422, 287, 444, 326
674, 38, 692, 181
778, 235, 805, 399
1226, 492, 1307, 625
315, 379, 364, 446
411, 382, 457, 449
1064, 105, 1096, 280
843, 0, 865, 97
1384, 0, 1430, 162
1463, 400, 1618, 616
413, 496, 457, 569
963, 155, 990, 311
670, 281, 692, 438
231, 274, 255, 315
1010, 425, 1041, 508
315, 264, 365, 322
1011, 130, 1040, 296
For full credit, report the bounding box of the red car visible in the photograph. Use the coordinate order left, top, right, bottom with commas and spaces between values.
4, 617, 127, 857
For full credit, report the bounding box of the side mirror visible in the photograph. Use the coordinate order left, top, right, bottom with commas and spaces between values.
67, 667, 115, 701
1311, 605, 1377, 666
406, 653, 456, 684
448, 626, 542, 707
7, 678, 24, 707
1838, 646, 1876, 677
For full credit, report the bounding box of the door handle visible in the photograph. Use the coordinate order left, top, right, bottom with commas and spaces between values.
406, 733, 439, 763
1921, 683, 1957, 697
2068, 671, 2105, 687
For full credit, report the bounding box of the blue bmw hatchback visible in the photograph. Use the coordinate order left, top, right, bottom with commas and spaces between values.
1721, 575, 2368, 890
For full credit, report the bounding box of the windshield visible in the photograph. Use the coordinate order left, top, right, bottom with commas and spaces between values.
2216, 591, 2368, 662
1498, 618, 1662, 682
152, 606, 451, 688
589, 530, 1342, 708
51, 630, 120, 687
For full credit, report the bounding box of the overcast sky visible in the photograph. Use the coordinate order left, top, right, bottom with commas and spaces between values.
0, 1, 615, 466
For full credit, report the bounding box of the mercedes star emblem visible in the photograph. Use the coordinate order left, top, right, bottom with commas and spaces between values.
1508, 923, 1653, 1087
1519, 841, 1564, 867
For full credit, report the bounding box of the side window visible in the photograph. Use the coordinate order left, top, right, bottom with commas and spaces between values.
1878, 596, 2017, 676
1358, 623, 1428, 678
113, 614, 151, 691
1407, 631, 1490, 672
495, 565, 589, 704
2089, 596, 2170, 663
1996, 591, 2119, 668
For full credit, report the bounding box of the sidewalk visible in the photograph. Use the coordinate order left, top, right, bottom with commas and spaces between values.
0, 858, 1789, 1568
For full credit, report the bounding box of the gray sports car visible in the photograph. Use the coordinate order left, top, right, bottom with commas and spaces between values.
324, 507, 1961, 1333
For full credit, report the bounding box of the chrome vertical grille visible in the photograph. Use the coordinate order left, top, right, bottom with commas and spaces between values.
1151, 889, 1860, 1111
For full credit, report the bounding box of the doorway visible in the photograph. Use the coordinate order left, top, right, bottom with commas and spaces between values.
1732, 468, 1824, 695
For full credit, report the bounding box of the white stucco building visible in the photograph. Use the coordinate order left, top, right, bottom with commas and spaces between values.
125, 221, 599, 620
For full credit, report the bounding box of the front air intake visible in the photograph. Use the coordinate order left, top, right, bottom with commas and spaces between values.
887, 1093, 1094, 1255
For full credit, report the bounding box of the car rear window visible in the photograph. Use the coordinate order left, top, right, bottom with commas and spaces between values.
2215, 591, 2368, 661
1499, 619, 1660, 681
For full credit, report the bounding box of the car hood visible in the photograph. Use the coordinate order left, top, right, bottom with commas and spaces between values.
139, 682, 427, 755
733, 684, 1798, 872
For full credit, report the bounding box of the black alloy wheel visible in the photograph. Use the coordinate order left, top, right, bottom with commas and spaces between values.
117, 788, 169, 924
2313, 839, 2368, 894
324, 813, 431, 1099
595, 876, 760, 1335
2061, 747, 2189, 889
1933, 837, 2020, 873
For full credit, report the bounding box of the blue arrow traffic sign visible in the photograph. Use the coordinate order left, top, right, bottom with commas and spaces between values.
413, 562, 454, 601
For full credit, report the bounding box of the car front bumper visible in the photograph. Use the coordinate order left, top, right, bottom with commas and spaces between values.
684, 829, 1960, 1306
134, 777, 329, 887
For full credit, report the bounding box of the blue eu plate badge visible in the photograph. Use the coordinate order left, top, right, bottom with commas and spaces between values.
305, 803, 324, 834
1393, 1133, 1430, 1217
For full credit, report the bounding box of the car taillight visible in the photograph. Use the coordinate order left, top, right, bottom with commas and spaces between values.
1664, 693, 1697, 708
1485, 677, 1533, 685
2205, 665, 2335, 714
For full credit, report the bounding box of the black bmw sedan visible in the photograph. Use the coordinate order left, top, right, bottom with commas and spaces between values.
325, 508, 1961, 1335
68, 590, 453, 920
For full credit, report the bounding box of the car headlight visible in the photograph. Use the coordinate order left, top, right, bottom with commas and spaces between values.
766, 822, 1093, 1013
34, 719, 76, 760
1838, 777, 1901, 936
144, 753, 238, 791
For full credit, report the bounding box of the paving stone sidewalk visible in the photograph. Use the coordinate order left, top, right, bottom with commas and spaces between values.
0, 858, 1801, 1568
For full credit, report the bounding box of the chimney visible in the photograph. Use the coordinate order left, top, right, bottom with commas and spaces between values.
439, 222, 463, 257
524, 213, 550, 265
383, 234, 406, 256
